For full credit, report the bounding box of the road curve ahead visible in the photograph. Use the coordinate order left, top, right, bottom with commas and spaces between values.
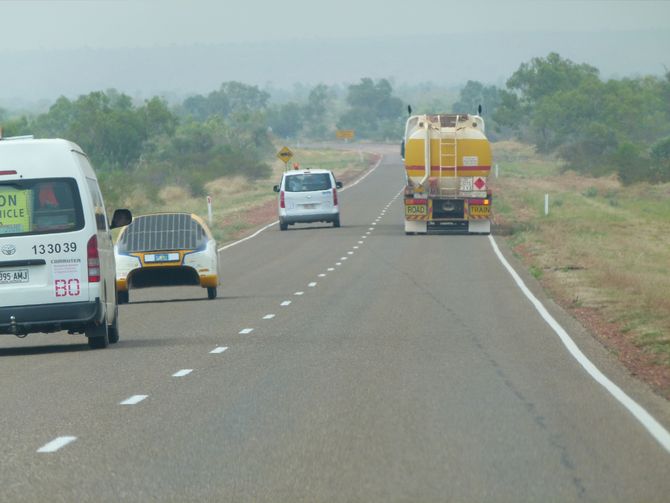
1, 145, 669, 502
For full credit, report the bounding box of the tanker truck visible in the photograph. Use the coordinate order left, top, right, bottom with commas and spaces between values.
401, 113, 492, 234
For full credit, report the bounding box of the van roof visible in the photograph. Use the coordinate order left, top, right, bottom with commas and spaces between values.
284, 168, 332, 176
0, 138, 90, 179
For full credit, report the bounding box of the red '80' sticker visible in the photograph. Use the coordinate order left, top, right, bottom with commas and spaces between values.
55, 279, 81, 297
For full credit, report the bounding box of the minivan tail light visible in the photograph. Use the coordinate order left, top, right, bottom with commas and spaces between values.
87, 235, 100, 282
280, 190, 285, 209
333, 188, 338, 206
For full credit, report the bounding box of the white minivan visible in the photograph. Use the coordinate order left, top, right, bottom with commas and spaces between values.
273, 169, 343, 231
0, 137, 132, 349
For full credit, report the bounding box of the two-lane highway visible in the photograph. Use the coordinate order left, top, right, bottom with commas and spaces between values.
1, 145, 669, 502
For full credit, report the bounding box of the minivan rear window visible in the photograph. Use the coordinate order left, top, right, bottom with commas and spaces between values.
0, 178, 84, 236
284, 173, 332, 192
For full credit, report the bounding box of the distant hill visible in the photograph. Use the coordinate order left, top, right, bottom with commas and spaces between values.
1, 30, 668, 108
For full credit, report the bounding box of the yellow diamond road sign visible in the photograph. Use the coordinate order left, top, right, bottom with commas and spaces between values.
277, 146, 294, 164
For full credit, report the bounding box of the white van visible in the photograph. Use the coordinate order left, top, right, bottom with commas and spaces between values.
0, 137, 132, 349
273, 169, 343, 231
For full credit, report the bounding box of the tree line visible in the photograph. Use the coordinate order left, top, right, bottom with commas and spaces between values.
455, 53, 670, 184
1, 52, 669, 200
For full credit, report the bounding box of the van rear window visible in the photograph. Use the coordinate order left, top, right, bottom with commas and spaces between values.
284, 173, 332, 192
0, 178, 84, 236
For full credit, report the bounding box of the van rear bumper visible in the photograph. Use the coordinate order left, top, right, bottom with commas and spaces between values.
282, 211, 339, 224
0, 299, 104, 335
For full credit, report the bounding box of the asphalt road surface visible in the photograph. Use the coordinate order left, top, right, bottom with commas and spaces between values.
1, 145, 669, 502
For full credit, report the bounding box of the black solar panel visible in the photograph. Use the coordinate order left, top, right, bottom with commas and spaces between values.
117, 213, 207, 253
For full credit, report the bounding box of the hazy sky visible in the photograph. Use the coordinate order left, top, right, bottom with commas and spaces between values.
2, 0, 669, 50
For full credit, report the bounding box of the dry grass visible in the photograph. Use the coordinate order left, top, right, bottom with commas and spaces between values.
491, 142, 670, 395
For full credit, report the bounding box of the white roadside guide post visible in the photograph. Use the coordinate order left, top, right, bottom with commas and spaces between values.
545, 193, 549, 216
207, 195, 213, 225
495, 163, 499, 178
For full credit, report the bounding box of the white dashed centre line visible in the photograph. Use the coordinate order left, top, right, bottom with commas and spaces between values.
372, 222, 377, 226
239, 328, 254, 334
120, 395, 148, 405
358, 241, 363, 244
263, 314, 276, 319
318, 273, 326, 277
353, 246, 359, 249
347, 251, 354, 255
173, 369, 193, 377
37, 436, 77, 453
210, 346, 228, 354
308, 282, 317, 287
335, 262, 342, 266
327, 268, 335, 271
295, 291, 304, 296
281, 300, 292, 306
341, 257, 348, 261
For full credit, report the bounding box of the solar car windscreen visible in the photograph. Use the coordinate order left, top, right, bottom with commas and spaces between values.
117, 214, 208, 253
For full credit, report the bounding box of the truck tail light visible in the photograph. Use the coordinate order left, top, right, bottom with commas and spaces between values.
280, 190, 285, 209
87, 235, 100, 282
333, 189, 338, 206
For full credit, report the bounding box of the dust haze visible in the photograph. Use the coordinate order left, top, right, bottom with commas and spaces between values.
0, 0, 669, 105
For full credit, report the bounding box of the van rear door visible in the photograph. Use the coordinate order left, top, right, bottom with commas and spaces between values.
0, 178, 91, 307
283, 172, 334, 214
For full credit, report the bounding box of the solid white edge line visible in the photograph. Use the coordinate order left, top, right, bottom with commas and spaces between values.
216, 154, 384, 253
172, 369, 193, 377
488, 235, 670, 454
37, 436, 77, 453
218, 221, 277, 252
120, 394, 148, 405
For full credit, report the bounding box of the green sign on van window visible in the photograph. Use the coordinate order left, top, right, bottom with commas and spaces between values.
0, 188, 32, 234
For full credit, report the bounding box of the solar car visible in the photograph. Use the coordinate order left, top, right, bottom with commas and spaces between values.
114, 213, 218, 302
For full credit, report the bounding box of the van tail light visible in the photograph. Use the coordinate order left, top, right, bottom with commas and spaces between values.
280, 190, 285, 209
87, 235, 101, 282
333, 189, 338, 206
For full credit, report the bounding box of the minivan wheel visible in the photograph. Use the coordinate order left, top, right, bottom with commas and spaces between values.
108, 306, 120, 344
333, 216, 340, 228
117, 290, 129, 305
207, 286, 217, 299
279, 220, 288, 231
86, 322, 109, 349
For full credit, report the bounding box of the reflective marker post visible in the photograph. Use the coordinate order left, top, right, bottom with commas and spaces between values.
545, 193, 549, 216
207, 195, 213, 224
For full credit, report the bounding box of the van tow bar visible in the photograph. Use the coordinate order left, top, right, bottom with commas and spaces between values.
10, 316, 26, 338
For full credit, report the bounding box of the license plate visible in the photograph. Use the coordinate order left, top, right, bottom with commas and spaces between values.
145, 253, 179, 263
302, 203, 317, 209
405, 204, 428, 216
0, 269, 29, 284
470, 205, 490, 217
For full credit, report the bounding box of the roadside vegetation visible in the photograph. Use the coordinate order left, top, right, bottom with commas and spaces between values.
492, 141, 670, 397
